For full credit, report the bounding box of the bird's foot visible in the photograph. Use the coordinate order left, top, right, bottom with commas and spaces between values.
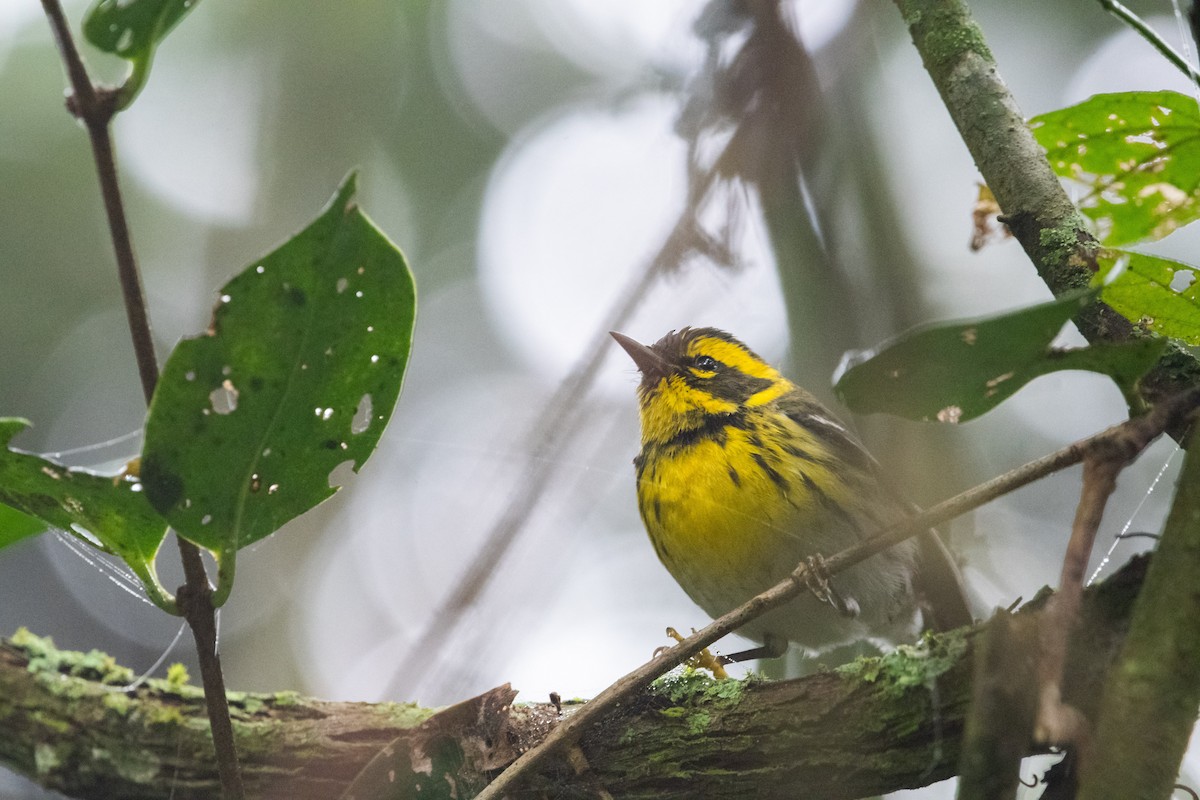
804, 555, 860, 619
655, 627, 729, 679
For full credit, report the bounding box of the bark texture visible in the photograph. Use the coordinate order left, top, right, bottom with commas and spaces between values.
894, 0, 1200, 415
0, 557, 1146, 800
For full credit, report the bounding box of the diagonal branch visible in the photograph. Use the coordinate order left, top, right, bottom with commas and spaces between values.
474, 388, 1200, 800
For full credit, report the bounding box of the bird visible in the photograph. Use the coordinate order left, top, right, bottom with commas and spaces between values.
611, 326, 972, 660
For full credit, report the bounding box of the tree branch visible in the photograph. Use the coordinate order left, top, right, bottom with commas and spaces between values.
1097, 0, 1200, 87
0, 557, 1149, 799
1080, 427, 1200, 799
893, 0, 1200, 425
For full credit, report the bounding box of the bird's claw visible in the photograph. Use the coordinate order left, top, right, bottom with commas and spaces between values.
660, 626, 729, 679
804, 555, 859, 619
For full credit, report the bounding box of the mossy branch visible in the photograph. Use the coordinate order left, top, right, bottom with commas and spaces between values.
1, 558, 1148, 800
1079, 429, 1200, 799
893, 0, 1200, 421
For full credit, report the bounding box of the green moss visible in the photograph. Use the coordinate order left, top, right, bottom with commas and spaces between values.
31, 710, 71, 735
240, 695, 265, 715
146, 674, 204, 701
378, 700, 437, 728
837, 629, 969, 699
101, 691, 133, 717
645, 668, 749, 738
1038, 225, 1091, 286
13, 628, 135, 686
164, 662, 189, 689
93, 746, 160, 785
33, 742, 61, 777
650, 667, 747, 706
899, 0, 993, 70
145, 702, 186, 727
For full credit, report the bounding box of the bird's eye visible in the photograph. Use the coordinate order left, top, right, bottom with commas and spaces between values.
693, 355, 720, 372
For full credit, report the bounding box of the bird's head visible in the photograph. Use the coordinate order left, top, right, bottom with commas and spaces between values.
611, 327, 791, 444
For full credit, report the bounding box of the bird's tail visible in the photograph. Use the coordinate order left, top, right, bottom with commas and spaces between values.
913, 530, 974, 632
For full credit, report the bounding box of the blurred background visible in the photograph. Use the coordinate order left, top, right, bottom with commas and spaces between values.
1, 1, 1198, 797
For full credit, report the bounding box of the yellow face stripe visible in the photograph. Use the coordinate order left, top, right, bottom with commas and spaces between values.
685, 337, 782, 382
685, 335, 791, 408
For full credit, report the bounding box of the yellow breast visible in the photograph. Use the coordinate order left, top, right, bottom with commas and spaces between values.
635, 416, 854, 616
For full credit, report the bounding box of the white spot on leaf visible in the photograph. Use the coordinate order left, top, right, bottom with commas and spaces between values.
210, 380, 239, 415
936, 406, 963, 424
352, 394, 373, 434
70, 524, 102, 547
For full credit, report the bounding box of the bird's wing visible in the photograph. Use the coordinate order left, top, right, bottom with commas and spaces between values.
779, 392, 974, 632
776, 393, 879, 478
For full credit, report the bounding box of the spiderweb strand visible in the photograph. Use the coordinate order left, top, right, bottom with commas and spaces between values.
106, 622, 188, 693
1086, 445, 1178, 586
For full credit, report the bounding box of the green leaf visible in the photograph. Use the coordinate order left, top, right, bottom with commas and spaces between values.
141, 173, 416, 554
1100, 249, 1200, 344
0, 503, 48, 551
82, 0, 199, 107
0, 418, 167, 582
835, 289, 1163, 423
1030, 91, 1200, 246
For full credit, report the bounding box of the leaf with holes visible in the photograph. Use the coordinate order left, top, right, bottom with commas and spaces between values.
0, 418, 167, 572
83, 0, 199, 106
0, 502, 48, 551
1100, 249, 1200, 344
1030, 91, 1200, 246
835, 288, 1163, 423
140, 173, 416, 554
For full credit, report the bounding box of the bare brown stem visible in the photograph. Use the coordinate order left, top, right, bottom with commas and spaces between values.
1034, 457, 1118, 752
38, 3, 244, 797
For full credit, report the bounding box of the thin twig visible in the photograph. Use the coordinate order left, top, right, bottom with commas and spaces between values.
38, 3, 244, 797
1034, 459, 1115, 753
474, 390, 1200, 800
1097, 0, 1200, 87
1034, 396, 1187, 753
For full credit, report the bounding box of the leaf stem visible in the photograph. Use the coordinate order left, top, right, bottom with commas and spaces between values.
38, 3, 244, 797
129, 561, 179, 615
212, 550, 236, 609
1097, 0, 1200, 88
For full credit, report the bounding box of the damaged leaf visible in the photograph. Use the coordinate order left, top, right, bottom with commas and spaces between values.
835, 289, 1164, 422
0, 418, 168, 592
1031, 91, 1200, 246
1099, 249, 1200, 344
140, 172, 416, 554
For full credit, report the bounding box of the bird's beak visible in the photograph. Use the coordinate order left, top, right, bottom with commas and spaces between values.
610, 331, 670, 387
